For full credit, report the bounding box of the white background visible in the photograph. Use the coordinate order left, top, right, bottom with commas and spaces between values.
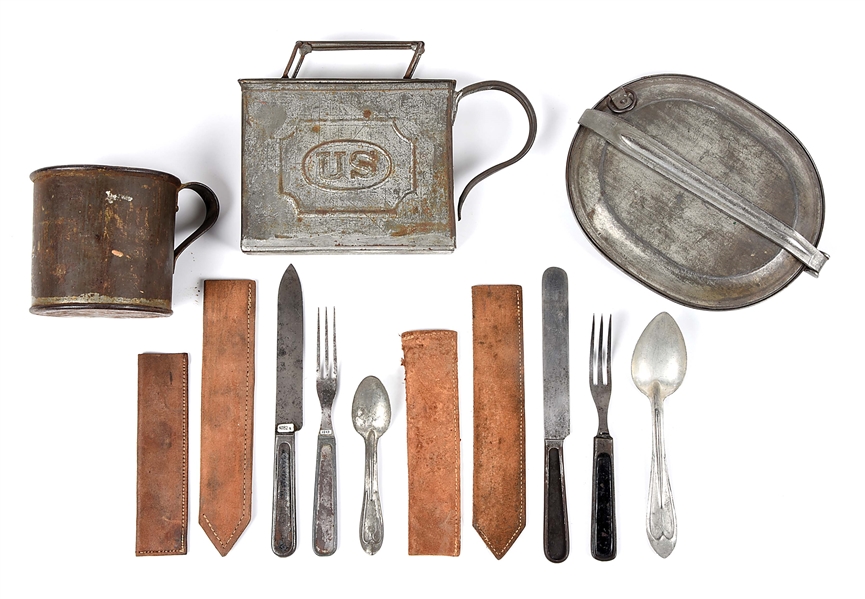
1, 0, 863, 597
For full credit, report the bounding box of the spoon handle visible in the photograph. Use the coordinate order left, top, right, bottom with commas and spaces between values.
647, 395, 676, 557
360, 431, 384, 554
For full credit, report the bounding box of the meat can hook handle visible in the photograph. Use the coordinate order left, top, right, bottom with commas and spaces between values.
283, 41, 425, 79
453, 81, 538, 220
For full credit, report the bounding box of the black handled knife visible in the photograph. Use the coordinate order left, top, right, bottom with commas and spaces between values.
542, 267, 570, 562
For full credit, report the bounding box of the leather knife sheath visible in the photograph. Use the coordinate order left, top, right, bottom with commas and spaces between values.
136, 353, 188, 556
402, 330, 460, 556
199, 280, 256, 556
471, 285, 526, 559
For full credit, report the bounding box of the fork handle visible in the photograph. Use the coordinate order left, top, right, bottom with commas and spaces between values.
272, 432, 297, 557
591, 435, 617, 560
543, 438, 569, 562
313, 432, 337, 556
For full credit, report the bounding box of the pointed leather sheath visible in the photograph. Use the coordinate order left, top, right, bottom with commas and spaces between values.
472, 285, 526, 559
199, 280, 256, 556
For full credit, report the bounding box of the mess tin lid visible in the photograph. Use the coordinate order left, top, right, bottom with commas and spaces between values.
566, 74, 828, 310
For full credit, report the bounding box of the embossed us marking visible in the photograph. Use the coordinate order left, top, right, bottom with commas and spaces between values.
302, 140, 392, 191
280, 119, 416, 214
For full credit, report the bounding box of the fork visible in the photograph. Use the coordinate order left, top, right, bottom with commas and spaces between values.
313, 307, 338, 556
589, 314, 617, 561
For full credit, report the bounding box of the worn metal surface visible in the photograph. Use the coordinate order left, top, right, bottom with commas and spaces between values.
351, 375, 390, 555
589, 315, 616, 561
542, 267, 570, 563
239, 41, 536, 253
31, 165, 218, 317
272, 264, 304, 557
542, 267, 569, 440
631, 312, 687, 558
566, 74, 827, 310
283, 40, 425, 79
579, 110, 827, 273
313, 307, 338, 556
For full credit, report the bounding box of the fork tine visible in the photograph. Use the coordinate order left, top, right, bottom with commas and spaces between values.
598, 314, 605, 386
324, 307, 330, 375
590, 314, 596, 386
605, 315, 612, 387
316, 307, 321, 375
332, 307, 337, 377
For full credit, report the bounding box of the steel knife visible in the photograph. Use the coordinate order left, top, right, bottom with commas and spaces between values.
542, 266, 570, 563
272, 264, 304, 557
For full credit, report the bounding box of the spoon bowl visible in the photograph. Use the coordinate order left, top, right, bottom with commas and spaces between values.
631, 313, 687, 401
351, 375, 391, 555
352, 376, 392, 439
631, 312, 687, 558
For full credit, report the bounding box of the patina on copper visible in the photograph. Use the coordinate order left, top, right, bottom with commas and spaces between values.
31, 165, 219, 317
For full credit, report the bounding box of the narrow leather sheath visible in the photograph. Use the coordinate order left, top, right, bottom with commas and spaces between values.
401, 330, 460, 556
136, 353, 188, 556
472, 285, 526, 559
200, 280, 256, 556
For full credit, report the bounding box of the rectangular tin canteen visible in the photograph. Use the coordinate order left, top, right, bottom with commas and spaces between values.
239, 41, 536, 254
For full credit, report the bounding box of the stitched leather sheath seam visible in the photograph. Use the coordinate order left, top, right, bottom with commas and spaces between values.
201, 282, 253, 549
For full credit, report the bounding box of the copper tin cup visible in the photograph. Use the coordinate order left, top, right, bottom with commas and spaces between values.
31, 165, 219, 317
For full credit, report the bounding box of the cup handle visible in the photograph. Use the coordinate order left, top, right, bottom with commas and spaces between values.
173, 182, 220, 270
453, 80, 538, 220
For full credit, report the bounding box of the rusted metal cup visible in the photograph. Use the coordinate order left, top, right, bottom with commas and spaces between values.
31, 165, 220, 317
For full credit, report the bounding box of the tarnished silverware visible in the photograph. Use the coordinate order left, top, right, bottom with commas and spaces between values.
272, 265, 304, 557
589, 315, 616, 561
631, 312, 687, 558
352, 376, 391, 555
313, 307, 338, 556
542, 267, 570, 562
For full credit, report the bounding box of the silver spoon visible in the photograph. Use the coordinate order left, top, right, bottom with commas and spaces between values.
631, 312, 687, 558
351, 375, 391, 555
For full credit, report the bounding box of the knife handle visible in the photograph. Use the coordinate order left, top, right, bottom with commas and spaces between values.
312, 433, 337, 556
271, 433, 297, 557
543, 438, 569, 562
591, 435, 617, 561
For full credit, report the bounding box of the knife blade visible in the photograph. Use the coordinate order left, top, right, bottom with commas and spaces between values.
272, 264, 304, 557
542, 266, 570, 562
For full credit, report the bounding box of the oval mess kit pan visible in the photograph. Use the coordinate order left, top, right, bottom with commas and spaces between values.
566, 74, 828, 310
